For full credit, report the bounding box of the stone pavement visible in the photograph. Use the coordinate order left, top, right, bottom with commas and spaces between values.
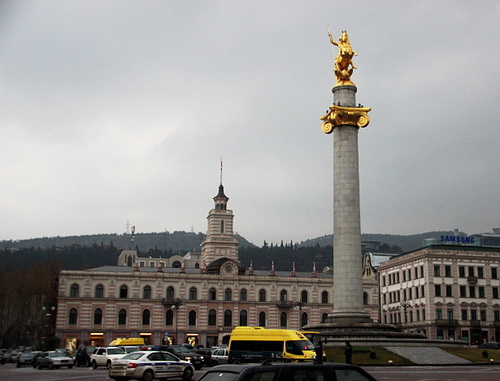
385, 346, 470, 365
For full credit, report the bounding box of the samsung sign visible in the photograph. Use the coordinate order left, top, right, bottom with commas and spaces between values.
440, 235, 475, 244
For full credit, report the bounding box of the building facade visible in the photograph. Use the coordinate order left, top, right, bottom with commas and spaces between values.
55, 183, 379, 351
378, 245, 500, 344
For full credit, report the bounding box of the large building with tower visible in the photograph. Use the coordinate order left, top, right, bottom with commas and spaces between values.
54, 182, 381, 351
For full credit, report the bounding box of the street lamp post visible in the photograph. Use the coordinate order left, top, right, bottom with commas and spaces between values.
399, 300, 411, 325
171, 299, 183, 344
295, 301, 306, 330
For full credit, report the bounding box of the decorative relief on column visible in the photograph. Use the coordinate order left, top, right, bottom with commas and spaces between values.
320, 105, 371, 134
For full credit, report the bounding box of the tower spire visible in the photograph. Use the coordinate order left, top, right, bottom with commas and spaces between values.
220, 157, 223, 185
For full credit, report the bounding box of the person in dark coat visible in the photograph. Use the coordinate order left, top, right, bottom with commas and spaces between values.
344, 341, 353, 364
315, 340, 324, 361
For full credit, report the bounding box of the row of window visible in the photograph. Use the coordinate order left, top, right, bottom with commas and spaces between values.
382, 308, 500, 325
383, 285, 426, 305
66, 307, 331, 328
69, 283, 331, 304
436, 285, 499, 299
382, 265, 499, 286
383, 265, 425, 286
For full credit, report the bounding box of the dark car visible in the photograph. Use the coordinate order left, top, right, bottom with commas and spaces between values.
74, 346, 95, 367
479, 342, 500, 350
197, 362, 377, 381
16, 352, 36, 367
196, 348, 212, 366
152, 345, 203, 370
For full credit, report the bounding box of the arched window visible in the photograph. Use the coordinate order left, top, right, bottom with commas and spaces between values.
119, 285, 128, 299
322, 313, 329, 323
224, 288, 232, 301
220, 221, 224, 233
209, 288, 217, 301
321, 291, 329, 304
224, 310, 232, 327
166, 286, 175, 300
127, 256, 133, 266
259, 289, 266, 302
118, 309, 127, 325
95, 284, 104, 298
189, 287, 197, 300
165, 310, 173, 326
208, 309, 217, 326
280, 289, 287, 301
301, 312, 308, 329
301, 290, 308, 303
363, 292, 369, 305
239, 310, 248, 326
94, 308, 102, 325
142, 309, 150, 325
240, 289, 247, 301
188, 310, 196, 326
258, 311, 266, 327
68, 308, 78, 325
172, 261, 182, 268
70, 284, 79, 298
143, 286, 152, 299
280, 312, 287, 328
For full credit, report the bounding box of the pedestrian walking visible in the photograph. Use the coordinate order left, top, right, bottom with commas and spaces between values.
344, 341, 353, 364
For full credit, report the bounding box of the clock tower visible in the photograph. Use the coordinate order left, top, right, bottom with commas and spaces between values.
200, 182, 239, 265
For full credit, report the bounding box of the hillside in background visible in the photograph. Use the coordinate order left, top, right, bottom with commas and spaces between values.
0, 229, 466, 272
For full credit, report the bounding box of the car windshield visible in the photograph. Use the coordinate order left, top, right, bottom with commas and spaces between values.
293, 340, 315, 350
20, 353, 34, 359
172, 346, 191, 353
122, 352, 144, 360
108, 348, 125, 355
200, 371, 240, 381
49, 352, 65, 358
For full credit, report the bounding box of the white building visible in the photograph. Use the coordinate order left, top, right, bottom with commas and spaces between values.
378, 245, 500, 344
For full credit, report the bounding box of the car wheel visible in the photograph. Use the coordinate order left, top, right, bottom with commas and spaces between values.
37, 364, 43, 370
85, 358, 91, 367
142, 370, 154, 381
76, 359, 80, 367
210, 360, 218, 366
16, 362, 20, 368
68, 365, 73, 369
91, 360, 98, 369
182, 367, 194, 381
194, 363, 202, 370
106, 360, 112, 369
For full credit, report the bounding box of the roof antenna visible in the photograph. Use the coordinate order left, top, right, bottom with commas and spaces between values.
220, 157, 223, 185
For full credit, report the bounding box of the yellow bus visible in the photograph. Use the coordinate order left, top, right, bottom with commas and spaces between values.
228, 327, 316, 363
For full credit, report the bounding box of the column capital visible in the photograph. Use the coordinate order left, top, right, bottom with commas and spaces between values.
320, 105, 371, 134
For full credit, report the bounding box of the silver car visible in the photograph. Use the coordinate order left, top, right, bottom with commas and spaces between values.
109, 350, 194, 381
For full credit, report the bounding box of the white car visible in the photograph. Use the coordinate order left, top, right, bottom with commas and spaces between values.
210, 348, 228, 366
36, 351, 74, 369
109, 350, 194, 381
90, 346, 127, 369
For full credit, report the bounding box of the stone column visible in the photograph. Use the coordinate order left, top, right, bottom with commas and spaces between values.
321, 85, 372, 324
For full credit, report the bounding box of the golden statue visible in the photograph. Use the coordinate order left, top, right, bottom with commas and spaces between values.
328, 29, 357, 86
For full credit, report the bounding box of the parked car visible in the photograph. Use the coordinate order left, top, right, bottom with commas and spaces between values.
16, 352, 36, 367
479, 342, 500, 350
90, 346, 127, 369
36, 351, 74, 369
74, 346, 95, 367
152, 345, 203, 370
109, 350, 194, 381
197, 363, 377, 381
210, 348, 228, 366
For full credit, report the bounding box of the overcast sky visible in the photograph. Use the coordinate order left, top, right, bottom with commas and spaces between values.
1, 1, 498, 246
